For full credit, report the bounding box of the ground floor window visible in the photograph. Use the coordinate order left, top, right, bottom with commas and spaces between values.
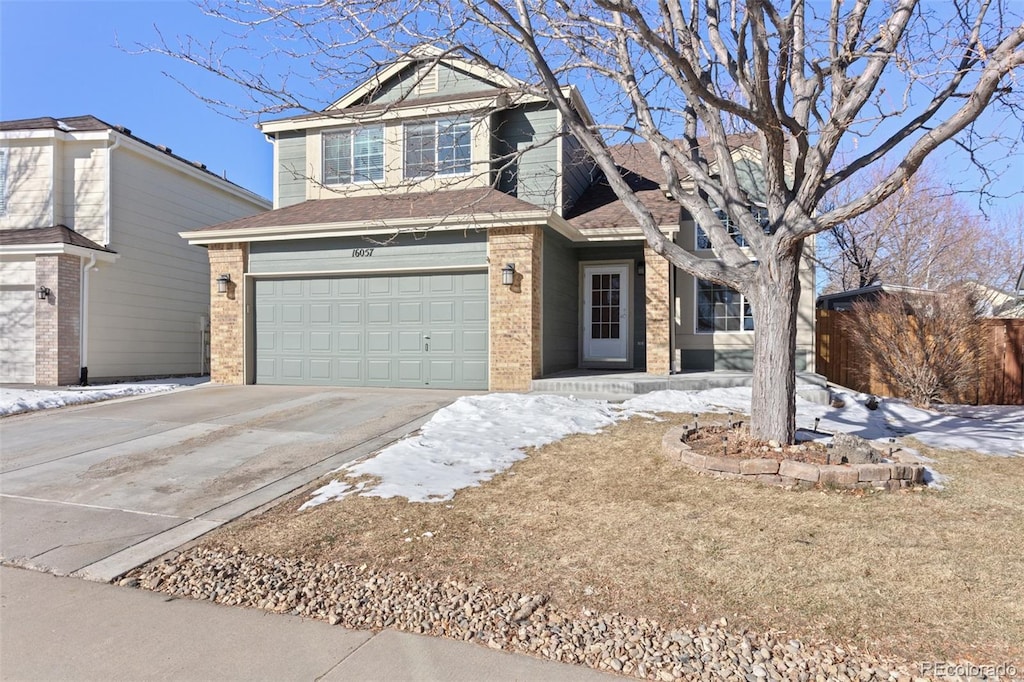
696, 279, 754, 332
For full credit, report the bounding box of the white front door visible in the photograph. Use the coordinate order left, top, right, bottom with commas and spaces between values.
583, 264, 630, 363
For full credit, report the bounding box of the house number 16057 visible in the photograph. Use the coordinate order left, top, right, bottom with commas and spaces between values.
352, 248, 374, 257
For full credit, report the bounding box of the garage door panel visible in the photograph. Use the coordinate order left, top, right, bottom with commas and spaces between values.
367, 360, 392, 381
462, 330, 487, 353
309, 331, 332, 352
281, 358, 304, 379
309, 279, 332, 296
337, 331, 360, 352
398, 331, 421, 352
281, 304, 303, 324
310, 304, 332, 324
282, 332, 304, 352
398, 301, 423, 324
367, 303, 391, 324
463, 300, 487, 322
367, 331, 391, 352
430, 331, 455, 353
309, 359, 332, 380
337, 303, 360, 323
255, 272, 487, 388
0, 287, 35, 383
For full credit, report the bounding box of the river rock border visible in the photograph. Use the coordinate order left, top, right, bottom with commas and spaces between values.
662, 426, 926, 491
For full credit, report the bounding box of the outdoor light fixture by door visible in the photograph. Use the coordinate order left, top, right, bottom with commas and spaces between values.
216, 273, 231, 294
637, 260, 646, 276
37, 286, 51, 300
501, 263, 516, 286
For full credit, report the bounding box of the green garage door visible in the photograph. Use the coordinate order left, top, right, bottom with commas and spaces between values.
254, 271, 488, 388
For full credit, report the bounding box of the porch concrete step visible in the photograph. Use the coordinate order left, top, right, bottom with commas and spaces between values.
530, 371, 831, 405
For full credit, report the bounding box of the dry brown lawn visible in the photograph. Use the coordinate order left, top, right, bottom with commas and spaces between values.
206, 412, 1024, 666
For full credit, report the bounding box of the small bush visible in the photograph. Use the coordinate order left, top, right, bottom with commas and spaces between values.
844, 290, 983, 406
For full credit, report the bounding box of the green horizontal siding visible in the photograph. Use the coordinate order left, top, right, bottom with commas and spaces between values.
249, 231, 487, 274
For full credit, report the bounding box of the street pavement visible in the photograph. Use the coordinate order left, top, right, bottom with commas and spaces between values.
0, 384, 464, 582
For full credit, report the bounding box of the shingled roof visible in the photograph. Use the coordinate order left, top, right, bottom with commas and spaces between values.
567, 137, 764, 231
187, 187, 544, 234
0, 225, 116, 253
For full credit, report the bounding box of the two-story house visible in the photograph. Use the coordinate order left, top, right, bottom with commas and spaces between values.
181, 48, 816, 391
0, 115, 270, 385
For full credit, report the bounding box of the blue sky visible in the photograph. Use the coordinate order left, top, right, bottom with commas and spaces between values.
1, 0, 275, 199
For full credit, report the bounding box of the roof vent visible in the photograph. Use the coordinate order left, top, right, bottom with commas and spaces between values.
157, 145, 172, 154
191, 160, 207, 170
416, 64, 439, 95
114, 125, 132, 135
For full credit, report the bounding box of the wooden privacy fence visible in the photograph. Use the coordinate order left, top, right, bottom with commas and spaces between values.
815, 310, 1024, 405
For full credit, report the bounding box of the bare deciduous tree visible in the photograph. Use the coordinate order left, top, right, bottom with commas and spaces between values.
819, 166, 1019, 293
151, 0, 1024, 442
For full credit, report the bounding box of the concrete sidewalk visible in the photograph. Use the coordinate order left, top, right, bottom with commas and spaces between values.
0, 566, 616, 681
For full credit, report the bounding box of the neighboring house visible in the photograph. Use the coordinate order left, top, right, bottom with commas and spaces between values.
816, 283, 937, 312
818, 281, 1024, 318
182, 48, 816, 391
0, 115, 270, 385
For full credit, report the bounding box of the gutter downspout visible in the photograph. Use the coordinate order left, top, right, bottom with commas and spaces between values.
104, 132, 122, 246
79, 253, 97, 385
80, 131, 121, 385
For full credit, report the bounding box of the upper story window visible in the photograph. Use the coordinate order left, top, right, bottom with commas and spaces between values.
696, 206, 770, 249
696, 279, 754, 333
404, 117, 471, 179
0, 148, 8, 215
323, 125, 384, 185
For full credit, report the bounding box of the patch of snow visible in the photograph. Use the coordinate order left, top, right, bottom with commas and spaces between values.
0, 377, 208, 417
300, 386, 1022, 508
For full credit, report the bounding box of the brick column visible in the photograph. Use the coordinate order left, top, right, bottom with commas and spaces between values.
644, 245, 671, 375
488, 226, 542, 391
209, 242, 248, 384
35, 254, 81, 385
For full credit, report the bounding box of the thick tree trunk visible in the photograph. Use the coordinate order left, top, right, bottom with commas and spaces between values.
748, 248, 803, 444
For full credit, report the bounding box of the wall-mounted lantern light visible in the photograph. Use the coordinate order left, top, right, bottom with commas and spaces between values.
501, 263, 516, 286
37, 286, 51, 301
636, 261, 646, 276
216, 273, 231, 294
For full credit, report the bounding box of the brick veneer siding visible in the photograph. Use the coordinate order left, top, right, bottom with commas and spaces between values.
35, 254, 81, 385
644, 245, 671, 375
488, 226, 543, 391
209, 242, 248, 384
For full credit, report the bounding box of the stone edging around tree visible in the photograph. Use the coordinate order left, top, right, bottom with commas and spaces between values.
662, 426, 926, 491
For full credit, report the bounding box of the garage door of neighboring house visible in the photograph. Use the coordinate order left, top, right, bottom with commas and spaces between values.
0, 286, 36, 383
254, 272, 488, 389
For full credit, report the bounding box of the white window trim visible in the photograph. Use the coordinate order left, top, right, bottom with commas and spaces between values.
322, 124, 385, 186
694, 206, 769, 251
693, 277, 755, 335
0, 148, 8, 216
402, 116, 473, 180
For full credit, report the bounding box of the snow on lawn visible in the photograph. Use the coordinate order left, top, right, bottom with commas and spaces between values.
302, 387, 1022, 508
0, 377, 208, 417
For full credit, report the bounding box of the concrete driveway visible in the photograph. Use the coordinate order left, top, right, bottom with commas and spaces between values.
0, 384, 465, 582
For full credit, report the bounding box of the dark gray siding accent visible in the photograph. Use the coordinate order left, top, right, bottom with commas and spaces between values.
561, 131, 595, 214
681, 349, 809, 372
542, 228, 579, 374
494, 104, 559, 211
249, 231, 487, 274
366, 63, 498, 105
577, 244, 646, 370
277, 130, 307, 208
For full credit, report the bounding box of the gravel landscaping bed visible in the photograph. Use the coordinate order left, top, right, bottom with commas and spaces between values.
128, 546, 929, 681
